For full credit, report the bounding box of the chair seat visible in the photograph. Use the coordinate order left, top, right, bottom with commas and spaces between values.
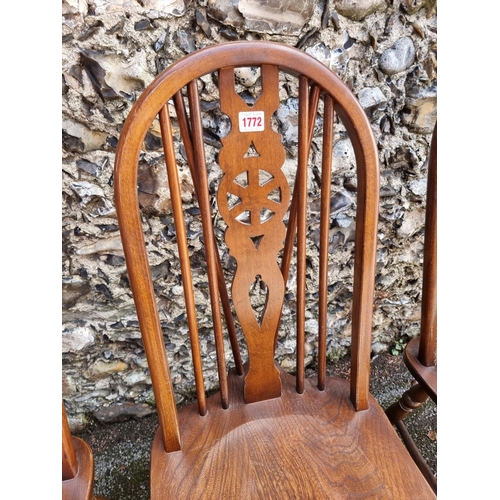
62, 436, 94, 500
404, 337, 437, 403
150, 367, 435, 499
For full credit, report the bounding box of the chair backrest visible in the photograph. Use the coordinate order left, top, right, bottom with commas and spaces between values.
114, 41, 379, 453
418, 123, 437, 367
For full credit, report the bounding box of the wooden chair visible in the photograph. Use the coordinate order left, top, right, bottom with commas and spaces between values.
114, 41, 436, 499
63, 401, 106, 500
386, 123, 437, 493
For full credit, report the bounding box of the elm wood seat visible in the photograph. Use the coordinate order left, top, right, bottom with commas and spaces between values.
152, 368, 434, 499
386, 123, 437, 493
62, 402, 106, 500
114, 41, 436, 499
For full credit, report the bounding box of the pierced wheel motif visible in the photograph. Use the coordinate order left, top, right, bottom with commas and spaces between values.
215, 64, 290, 402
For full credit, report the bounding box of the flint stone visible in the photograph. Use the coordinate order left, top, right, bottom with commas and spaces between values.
62, 0, 88, 15
91, 359, 128, 375
380, 185, 398, 197
397, 208, 425, 238
92, 0, 188, 17
175, 30, 196, 53
67, 414, 87, 433
62, 326, 95, 352
276, 98, 299, 145
401, 85, 437, 134
305, 42, 350, 76
93, 403, 155, 424
235, 66, 261, 87
76, 235, 124, 255
358, 86, 387, 111
408, 178, 427, 196
63, 131, 85, 154
76, 159, 100, 177
331, 191, 352, 215
196, 10, 212, 38
336, 0, 387, 22
154, 30, 168, 52
305, 42, 333, 69
237, 0, 315, 35
219, 26, 239, 40
62, 119, 107, 153
401, 0, 436, 15
123, 370, 152, 385
134, 19, 154, 31
86, 50, 153, 95
71, 181, 105, 205
207, 0, 245, 28
379, 36, 415, 75
63, 280, 92, 309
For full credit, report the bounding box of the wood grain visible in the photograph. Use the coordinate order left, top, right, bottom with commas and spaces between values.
62, 436, 94, 500
150, 368, 436, 499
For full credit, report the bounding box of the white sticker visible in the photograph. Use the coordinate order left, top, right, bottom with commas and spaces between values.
238, 111, 265, 132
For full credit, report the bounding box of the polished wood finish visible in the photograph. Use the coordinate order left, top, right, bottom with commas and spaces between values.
151, 368, 435, 499
404, 337, 437, 402
419, 123, 437, 368
386, 123, 437, 493
62, 403, 78, 482
63, 402, 106, 500
217, 64, 287, 402
114, 41, 435, 498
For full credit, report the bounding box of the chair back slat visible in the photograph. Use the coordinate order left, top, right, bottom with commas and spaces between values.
173, 90, 244, 376
218, 64, 289, 403
187, 80, 230, 408
317, 94, 335, 391
418, 123, 437, 367
159, 105, 207, 416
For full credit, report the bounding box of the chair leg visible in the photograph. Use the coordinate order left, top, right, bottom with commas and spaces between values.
394, 419, 437, 493
386, 381, 429, 424
386, 382, 436, 494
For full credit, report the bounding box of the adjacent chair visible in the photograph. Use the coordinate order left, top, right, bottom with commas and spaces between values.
63, 401, 106, 500
114, 41, 436, 499
386, 123, 437, 493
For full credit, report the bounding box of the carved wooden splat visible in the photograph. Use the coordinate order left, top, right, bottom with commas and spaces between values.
217, 65, 290, 403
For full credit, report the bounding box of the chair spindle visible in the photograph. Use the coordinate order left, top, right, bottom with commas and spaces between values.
295, 75, 310, 394
318, 94, 334, 391
159, 105, 207, 416
418, 124, 437, 367
187, 80, 229, 408
173, 90, 244, 376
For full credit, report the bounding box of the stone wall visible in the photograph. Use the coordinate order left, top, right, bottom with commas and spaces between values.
62, 0, 437, 430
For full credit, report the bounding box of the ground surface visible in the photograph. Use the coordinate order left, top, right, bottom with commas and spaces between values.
76, 352, 437, 500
